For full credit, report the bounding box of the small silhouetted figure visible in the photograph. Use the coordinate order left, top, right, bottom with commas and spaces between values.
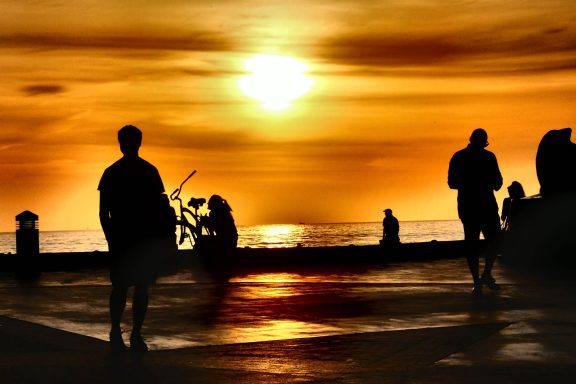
204, 194, 238, 250
98, 125, 165, 352
382, 208, 400, 245
448, 128, 503, 295
501, 181, 525, 231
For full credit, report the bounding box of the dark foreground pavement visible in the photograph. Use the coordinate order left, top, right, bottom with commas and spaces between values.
1, 258, 576, 383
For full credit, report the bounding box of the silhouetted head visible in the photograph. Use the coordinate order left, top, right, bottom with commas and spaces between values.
507, 181, 525, 199
469, 128, 488, 148
208, 194, 233, 212
384, 208, 393, 216
118, 125, 142, 157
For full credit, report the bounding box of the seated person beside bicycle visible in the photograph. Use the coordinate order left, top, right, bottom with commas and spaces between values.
203, 194, 238, 250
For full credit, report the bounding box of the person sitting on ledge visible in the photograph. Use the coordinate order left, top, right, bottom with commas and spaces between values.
382, 208, 400, 245
204, 194, 238, 251
501, 180, 525, 231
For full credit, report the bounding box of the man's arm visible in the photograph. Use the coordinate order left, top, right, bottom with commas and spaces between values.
99, 191, 112, 243
447, 153, 461, 190
492, 154, 503, 192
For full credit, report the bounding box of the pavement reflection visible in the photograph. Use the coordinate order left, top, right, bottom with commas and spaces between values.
0, 258, 573, 352
2, 257, 576, 383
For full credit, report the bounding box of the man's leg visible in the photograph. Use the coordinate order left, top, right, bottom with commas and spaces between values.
130, 284, 149, 351
463, 221, 482, 292
109, 284, 128, 349
132, 284, 149, 335
480, 213, 502, 289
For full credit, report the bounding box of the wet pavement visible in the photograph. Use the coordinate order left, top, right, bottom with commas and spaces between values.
1, 257, 576, 383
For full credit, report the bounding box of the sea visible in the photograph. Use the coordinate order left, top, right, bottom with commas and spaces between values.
0, 220, 463, 254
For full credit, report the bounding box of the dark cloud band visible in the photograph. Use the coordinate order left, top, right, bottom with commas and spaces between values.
21, 84, 66, 96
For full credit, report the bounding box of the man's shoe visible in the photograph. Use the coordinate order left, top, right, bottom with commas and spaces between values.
109, 328, 126, 351
130, 333, 149, 353
472, 283, 483, 296
481, 275, 501, 290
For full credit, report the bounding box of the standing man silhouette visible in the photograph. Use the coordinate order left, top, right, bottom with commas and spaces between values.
448, 128, 503, 295
99, 125, 165, 351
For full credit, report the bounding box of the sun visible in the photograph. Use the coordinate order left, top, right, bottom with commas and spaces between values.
239, 54, 313, 111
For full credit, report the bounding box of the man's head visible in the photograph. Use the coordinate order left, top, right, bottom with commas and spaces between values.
469, 128, 488, 148
384, 208, 393, 216
118, 125, 142, 156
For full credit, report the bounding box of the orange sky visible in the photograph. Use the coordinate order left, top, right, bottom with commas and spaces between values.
1, 0, 576, 231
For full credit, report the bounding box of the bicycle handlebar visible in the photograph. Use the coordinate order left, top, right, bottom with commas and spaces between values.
170, 170, 203, 247
170, 170, 197, 201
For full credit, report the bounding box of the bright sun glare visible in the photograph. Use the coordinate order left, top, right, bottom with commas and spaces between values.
239, 54, 313, 111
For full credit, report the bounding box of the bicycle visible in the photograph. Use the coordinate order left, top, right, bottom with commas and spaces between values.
169, 170, 211, 249
169, 171, 237, 280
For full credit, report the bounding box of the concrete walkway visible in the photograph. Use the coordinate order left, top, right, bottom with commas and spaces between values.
1, 258, 576, 383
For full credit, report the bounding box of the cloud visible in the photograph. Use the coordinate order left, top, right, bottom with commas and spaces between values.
143, 123, 419, 157
317, 25, 576, 75
326, 60, 576, 78
135, 123, 440, 175
319, 34, 465, 66
146, 126, 258, 152
0, 107, 68, 140
21, 84, 66, 96
2, 32, 234, 53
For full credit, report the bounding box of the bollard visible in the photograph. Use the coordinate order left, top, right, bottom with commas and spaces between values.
15, 210, 40, 279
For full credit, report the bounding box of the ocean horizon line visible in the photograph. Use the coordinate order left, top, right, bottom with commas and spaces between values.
0, 218, 460, 235
1, 221, 464, 254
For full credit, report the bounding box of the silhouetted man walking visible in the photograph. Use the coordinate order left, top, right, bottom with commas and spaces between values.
99, 125, 165, 351
448, 128, 503, 295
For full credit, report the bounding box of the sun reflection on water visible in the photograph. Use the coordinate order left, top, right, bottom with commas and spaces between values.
249, 224, 304, 247
242, 284, 300, 299
209, 319, 342, 346
236, 272, 305, 283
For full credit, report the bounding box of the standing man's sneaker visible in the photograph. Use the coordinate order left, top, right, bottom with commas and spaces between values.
472, 283, 483, 296
109, 328, 126, 351
481, 275, 501, 290
130, 333, 149, 353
